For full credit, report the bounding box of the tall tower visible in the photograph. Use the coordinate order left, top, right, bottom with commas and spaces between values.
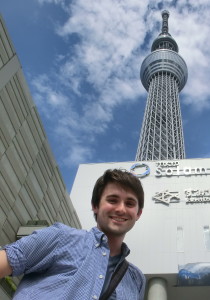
136, 10, 188, 161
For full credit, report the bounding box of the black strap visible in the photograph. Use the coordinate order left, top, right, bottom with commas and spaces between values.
99, 259, 129, 300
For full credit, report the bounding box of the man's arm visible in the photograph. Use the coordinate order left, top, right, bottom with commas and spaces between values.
0, 250, 12, 278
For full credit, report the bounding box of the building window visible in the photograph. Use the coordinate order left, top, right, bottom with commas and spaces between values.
203, 226, 210, 251
177, 226, 184, 252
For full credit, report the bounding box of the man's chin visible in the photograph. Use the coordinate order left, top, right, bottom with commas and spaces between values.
102, 226, 128, 237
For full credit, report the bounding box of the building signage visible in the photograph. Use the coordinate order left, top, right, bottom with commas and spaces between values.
153, 190, 180, 205
131, 161, 210, 205
130, 163, 150, 178
155, 161, 210, 177
153, 189, 210, 205
185, 189, 210, 203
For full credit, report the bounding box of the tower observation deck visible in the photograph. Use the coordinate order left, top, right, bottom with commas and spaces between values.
136, 10, 188, 161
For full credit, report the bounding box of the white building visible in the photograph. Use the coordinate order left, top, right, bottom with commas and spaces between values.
71, 158, 210, 300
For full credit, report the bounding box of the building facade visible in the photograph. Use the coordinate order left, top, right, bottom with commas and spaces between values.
71, 159, 210, 300
0, 15, 81, 299
136, 10, 188, 161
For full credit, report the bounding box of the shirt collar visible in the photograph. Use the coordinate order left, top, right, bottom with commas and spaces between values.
121, 242, 130, 258
91, 227, 130, 258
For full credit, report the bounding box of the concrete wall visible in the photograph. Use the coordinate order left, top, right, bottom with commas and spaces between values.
0, 15, 81, 297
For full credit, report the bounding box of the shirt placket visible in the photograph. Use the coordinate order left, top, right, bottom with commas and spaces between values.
91, 236, 110, 300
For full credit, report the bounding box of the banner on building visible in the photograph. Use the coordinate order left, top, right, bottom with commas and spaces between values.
178, 262, 210, 286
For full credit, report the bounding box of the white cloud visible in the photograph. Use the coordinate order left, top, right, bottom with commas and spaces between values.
32, 0, 152, 167
111, 140, 126, 151
56, 0, 149, 94
164, 6, 210, 110
32, 75, 68, 109
33, 0, 210, 166
63, 145, 94, 166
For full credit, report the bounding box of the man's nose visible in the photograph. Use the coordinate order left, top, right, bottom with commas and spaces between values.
115, 202, 126, 213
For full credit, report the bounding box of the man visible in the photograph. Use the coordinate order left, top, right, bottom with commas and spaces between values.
0, 169, 145, 299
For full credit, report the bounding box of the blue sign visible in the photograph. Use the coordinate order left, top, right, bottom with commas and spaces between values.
130, 163, 150, 178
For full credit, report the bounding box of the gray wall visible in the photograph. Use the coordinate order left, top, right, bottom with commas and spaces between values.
0, 14, 81, 298
0, 15, 81, 252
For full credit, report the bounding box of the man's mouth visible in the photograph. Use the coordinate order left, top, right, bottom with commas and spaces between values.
110, 217, 127, 222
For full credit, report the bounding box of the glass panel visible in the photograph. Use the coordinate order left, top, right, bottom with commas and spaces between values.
204, 226, 210, 251
177, 226, 184, 252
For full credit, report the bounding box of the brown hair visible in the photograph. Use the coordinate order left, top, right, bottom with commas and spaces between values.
91, 169, 144, 220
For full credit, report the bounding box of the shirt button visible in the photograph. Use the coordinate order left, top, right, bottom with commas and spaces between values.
102, 236, 107, 242
92, 296, 98, 299
95, 243, 100, 247
99, 275, 104, 279
102, 252, 107, 256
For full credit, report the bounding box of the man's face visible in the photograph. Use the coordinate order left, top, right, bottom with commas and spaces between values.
92, 182, 142, 239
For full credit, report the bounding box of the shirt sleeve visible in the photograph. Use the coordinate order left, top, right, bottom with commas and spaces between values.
128, 263, 146, 300
139, 273, 146, 300
3, 223, 65, 277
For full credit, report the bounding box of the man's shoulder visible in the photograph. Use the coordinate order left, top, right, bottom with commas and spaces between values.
50, 222, 79, 231
48, 223, 98, 239
127, 261, 145, 281
47, 222, 86, 236
126, 262, 146, 298
49, 224, 102, 250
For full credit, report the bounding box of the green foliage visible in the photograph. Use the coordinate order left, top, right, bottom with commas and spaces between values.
5, 276, 17, 292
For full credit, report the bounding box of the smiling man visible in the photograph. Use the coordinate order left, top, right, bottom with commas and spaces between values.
0, 169, 145, 300
91, 169, 145, 299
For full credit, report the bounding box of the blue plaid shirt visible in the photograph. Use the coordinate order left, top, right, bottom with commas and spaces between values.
4, 223, 145, 299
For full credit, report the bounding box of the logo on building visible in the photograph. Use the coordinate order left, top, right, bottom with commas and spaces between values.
130, 163, 150, 178
155, 161, 210, 178
153, 190, 180, 205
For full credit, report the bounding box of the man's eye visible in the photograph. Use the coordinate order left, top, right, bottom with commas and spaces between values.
108, 199, 117, 204
126, 202, 135, 207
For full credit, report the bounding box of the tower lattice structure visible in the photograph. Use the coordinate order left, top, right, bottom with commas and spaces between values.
136, 10, 188, 161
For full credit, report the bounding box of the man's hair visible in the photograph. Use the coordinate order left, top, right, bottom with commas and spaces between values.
91, 169, 144, 220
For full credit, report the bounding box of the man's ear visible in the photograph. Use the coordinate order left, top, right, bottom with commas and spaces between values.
92, 205, 99, 214
136, 209, 142, 221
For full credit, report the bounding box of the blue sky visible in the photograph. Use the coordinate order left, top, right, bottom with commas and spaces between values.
1, 0, 210, 192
